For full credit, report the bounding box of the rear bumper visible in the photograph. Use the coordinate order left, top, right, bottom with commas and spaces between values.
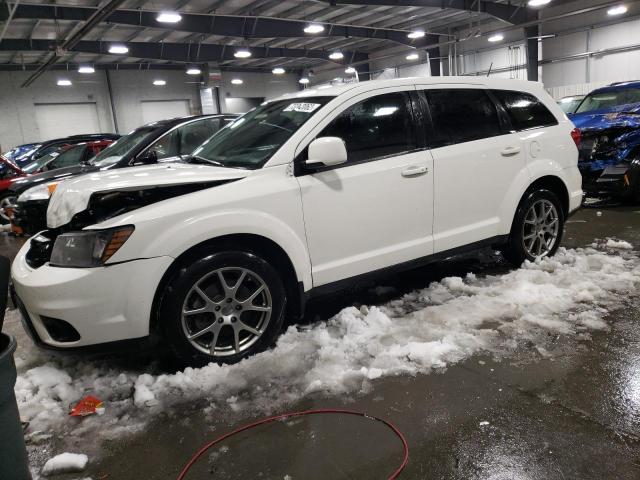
11, 237, 173, 349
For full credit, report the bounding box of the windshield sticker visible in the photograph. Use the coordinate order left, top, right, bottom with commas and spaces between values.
284, 103, 322, 113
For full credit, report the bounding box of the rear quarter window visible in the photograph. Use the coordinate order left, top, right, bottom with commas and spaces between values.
492, 90, 558, 131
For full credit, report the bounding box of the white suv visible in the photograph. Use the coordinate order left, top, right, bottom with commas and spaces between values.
11, 77, 583, 365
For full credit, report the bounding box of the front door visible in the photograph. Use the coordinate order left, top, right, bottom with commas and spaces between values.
296, 88, 434, 287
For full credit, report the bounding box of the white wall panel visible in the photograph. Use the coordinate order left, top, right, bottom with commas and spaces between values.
35, 103, 101, 139
141, 100, 190, 124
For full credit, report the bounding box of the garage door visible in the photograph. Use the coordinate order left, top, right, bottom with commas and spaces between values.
141, 100, 190, 124
35, 102, 102, 140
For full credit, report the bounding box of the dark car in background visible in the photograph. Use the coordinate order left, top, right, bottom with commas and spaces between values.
571, 81, 640, 202
10, 114, 238, 235
0, 140, 115, 225
5, 134, 120, 169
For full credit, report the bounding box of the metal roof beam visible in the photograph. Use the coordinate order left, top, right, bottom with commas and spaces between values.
3, 4, 443, 48
0, 38, 370, 64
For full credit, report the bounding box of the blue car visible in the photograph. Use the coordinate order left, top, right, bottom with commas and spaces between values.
570, 81, 640, 201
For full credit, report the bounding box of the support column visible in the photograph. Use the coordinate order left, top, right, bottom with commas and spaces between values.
428, 47, 440, 76
525, 25, 539, 82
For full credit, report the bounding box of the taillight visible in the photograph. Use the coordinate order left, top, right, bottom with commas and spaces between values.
570, 127, 581, 149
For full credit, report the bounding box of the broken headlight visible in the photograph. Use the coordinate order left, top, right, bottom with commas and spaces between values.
49, 225, 134, 268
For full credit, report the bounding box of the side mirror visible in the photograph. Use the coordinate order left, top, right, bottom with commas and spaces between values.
305, 137, 347, 167
135, 149, 158, 165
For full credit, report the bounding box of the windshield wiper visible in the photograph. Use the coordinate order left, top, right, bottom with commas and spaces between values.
187, 155, 225, 167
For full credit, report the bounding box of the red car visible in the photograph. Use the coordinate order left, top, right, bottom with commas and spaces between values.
0, 140, 114, 224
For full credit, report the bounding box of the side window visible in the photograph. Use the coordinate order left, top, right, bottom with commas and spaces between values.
491, 90, 558, 131
425, 89, 503, 146
48, 146, 85, 169
149, 129, 180, 159
319, 91, 417, 164
177, 119, 220, 156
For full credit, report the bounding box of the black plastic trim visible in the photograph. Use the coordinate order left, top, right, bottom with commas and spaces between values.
305, 235, 508, 299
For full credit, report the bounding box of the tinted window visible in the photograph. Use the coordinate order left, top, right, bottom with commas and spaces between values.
178, 118, 221, 156
425, 89, 503, 146
149, 129, 180, 160
492, 90, 557, 130
48, 145, 86, 169
319, 92, 417, 163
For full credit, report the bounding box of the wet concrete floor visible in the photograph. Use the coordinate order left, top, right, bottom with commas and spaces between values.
3, 205, 640, 479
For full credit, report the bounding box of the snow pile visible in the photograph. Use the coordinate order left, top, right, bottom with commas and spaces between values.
13, 244, 640, 444
41, 452, 88, 475
605, 239, 633, 250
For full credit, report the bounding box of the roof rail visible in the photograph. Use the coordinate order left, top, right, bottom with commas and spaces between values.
609, 80, 640, 86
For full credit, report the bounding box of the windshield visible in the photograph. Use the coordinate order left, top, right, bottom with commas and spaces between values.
575, 88, 640, 114
90, 128, 156, 167
190, 97, 332, 169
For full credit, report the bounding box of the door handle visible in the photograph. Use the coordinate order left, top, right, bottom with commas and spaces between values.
501, 146, 521, 156
401, 165, 429, 177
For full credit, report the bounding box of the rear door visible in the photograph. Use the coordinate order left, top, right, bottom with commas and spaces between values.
418, 86, 526, 252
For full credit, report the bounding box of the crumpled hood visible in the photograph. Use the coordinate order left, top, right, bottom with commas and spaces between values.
47, 162, 250, 228
571, 101, 640, 132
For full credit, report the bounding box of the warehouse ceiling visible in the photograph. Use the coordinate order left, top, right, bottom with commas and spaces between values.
0, 0, 550, 77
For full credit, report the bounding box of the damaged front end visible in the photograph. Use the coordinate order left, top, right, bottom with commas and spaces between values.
24, 181, 233, 269
22, 163, 250, 269
574, 112, 640, 200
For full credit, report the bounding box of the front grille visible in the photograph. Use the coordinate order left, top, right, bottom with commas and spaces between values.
13, 200, 49, 236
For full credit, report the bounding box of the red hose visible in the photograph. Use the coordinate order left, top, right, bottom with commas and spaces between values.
177, 408, 409, 480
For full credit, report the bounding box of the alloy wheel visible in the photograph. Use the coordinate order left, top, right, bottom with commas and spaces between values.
522, 199, 560, 259
180, 267, 272, 358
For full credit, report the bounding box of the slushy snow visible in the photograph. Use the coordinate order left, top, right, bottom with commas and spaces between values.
41, 452, 88, 475
13, 243, 640, 450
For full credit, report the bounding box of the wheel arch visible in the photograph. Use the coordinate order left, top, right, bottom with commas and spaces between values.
149, 233, 304, 336
523, 174, 570, 217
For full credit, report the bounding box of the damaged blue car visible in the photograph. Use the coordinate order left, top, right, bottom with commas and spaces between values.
570, 81, 640, 202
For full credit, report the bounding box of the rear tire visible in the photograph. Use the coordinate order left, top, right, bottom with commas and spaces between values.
160, 251, 286, 367
502, 188, 565, 266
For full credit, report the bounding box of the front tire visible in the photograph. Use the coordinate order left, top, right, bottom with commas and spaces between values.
160, 251, 286, 367
502, 188, 565, 266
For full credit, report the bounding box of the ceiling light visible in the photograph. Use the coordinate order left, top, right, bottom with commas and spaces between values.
607, 5, 627, 15
234, 49, 252, 58
186, 68, 201, 75
57, 79, 72, 86
108, 44, 128, 54
304, 24, 325, 34
156, 11, 182, 23
488, 33, 504, 42
153, 79, 166, 86
231, 78, 243, 85
78, 65, 95, 74
345, 66, 356, 74
406, 53, 419, 60
528, 0, 551, 6
272, 67, 285, 75
329, 51, 344, 60
407, 30, 425, 39
299, 77, 310, 84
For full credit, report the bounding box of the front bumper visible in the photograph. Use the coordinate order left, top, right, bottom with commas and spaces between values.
11, 237, 173, 349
